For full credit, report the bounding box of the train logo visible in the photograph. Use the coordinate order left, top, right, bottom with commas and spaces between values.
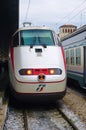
36, 84, 46, 92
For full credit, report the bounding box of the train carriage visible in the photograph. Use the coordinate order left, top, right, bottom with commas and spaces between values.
8, 26, 66, 102
62, 25, 86, 89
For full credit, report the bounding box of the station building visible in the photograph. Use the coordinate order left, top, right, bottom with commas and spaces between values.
59, 24, 77, 39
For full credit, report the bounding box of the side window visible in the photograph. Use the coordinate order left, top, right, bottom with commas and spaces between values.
13, 33, 19, 47
53, 32, 61, 46
70, 49, 74, 65
66, 50, 69, 65
76, 48, 81, 65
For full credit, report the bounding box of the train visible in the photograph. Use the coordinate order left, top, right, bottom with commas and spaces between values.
8, 25, 66, 102
61, 25, 86, 89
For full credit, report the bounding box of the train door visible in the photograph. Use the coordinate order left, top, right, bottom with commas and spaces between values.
84, 46, 86, 87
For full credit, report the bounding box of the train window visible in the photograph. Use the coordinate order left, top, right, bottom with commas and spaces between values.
76, 48, 81, 65
52, 32, 61, 46
20, 30, 55, 46
70, 49, 75, 65
66, 50, 69, 64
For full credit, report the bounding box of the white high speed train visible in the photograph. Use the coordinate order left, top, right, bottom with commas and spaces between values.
8, 26, 66, 102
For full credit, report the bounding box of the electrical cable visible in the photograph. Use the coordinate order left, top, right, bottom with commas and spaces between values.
24, 0, 30, 22
65, 6, 86, 24
56, 0, 86, 26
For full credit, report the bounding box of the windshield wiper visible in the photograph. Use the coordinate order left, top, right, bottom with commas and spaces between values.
30, 44, 36, 48
41, 44, 47, 48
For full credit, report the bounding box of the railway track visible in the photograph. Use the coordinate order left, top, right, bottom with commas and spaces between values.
57, 100, 86, 130
0, 83, 86, 130
3, 100, 86, 130
68, 86, 86, 99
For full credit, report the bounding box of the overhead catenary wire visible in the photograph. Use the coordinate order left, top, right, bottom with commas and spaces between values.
20, 0, 86, 30
24, 0, 31, 22
65, 6, 86, 25
56, 0, 86, 26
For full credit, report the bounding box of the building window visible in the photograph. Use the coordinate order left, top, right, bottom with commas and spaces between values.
68, 29, 70, 33
65, 29, 67, 33
70, 29, 72, 33
76, 48, 81, 65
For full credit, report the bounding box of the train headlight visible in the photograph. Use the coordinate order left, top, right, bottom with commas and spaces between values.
49, 68, 62, 75
19, 69, 33, 75
26, 70, 32, 75
49, 69, 55, 74
19, 68, 62, 75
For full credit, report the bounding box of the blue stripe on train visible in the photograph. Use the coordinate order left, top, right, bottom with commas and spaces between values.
67, 70, 84, 76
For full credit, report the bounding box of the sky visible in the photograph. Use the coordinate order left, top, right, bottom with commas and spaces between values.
19, 0, 86, 33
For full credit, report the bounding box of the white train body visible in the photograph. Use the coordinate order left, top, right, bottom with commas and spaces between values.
9, 26, 66, 101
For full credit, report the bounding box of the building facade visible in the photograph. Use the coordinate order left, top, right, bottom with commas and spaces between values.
59, 24, 77, 39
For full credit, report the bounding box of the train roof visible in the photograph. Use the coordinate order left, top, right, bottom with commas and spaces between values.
13, 26, 54, 36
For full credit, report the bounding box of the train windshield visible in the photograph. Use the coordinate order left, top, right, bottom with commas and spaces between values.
20, 30, 55, 46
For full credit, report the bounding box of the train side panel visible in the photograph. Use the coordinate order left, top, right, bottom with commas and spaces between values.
62, 25, 86, 88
